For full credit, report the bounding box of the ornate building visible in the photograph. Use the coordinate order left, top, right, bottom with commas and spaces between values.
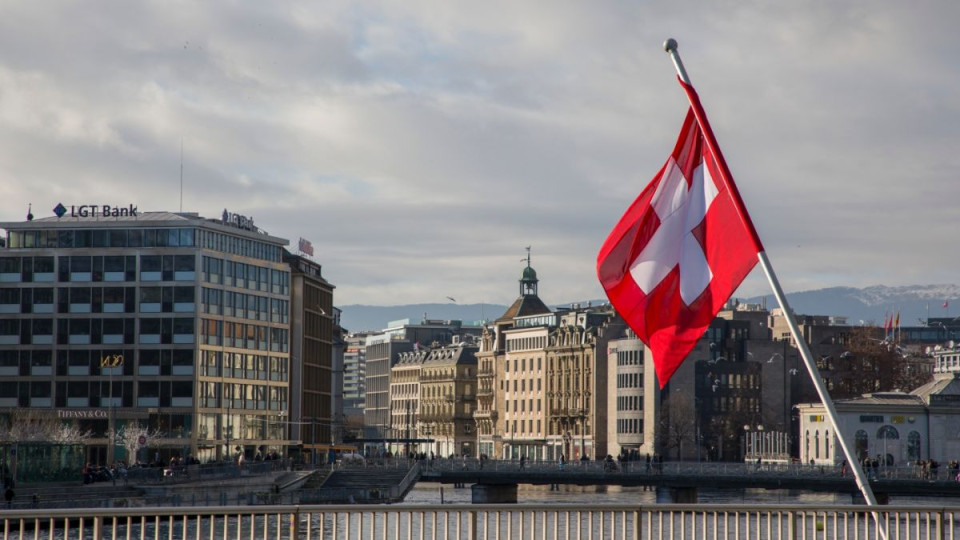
474, 253, 622, 461
389, 347, 428, 455
419, 342, 478, 458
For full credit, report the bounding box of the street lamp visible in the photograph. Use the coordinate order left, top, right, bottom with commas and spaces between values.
100, 353, 124, 464
576, 410, 588, 461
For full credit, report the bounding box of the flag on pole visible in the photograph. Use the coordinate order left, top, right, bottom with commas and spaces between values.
298, 237, 314, 256
597, 80, 762, 387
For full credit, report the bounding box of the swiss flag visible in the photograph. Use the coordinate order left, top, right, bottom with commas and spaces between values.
597, 80, 762, 387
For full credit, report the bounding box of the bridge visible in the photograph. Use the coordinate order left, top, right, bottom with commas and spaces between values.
416, 459, 960, 503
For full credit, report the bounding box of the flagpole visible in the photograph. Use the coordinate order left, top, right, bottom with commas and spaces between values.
663, 38, 887, 516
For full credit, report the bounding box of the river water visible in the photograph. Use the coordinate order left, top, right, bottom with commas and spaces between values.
401, 482, 953, 506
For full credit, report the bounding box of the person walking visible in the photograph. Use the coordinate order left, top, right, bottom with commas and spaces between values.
4, 486, 14, 509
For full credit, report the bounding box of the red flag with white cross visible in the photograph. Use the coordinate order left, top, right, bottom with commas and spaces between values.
597, 80, 762, 387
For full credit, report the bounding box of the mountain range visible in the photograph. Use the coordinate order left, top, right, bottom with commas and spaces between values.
337, 284, 960, 333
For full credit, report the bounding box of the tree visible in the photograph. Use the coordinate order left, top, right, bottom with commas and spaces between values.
114, 423, 163, 464
0, 409, 92, 444
659, 393, 697, 460
826, 327, 932, 398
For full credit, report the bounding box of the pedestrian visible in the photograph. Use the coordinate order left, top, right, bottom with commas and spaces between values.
4, 486, 13, 509
520, 455, 526, 470
841, 460, 847, 477
559, 454, 566, 471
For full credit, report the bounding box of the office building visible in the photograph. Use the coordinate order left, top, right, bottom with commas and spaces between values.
0, 207, 291, 464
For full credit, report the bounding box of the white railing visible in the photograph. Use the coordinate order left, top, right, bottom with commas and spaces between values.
1, 503, 958, 539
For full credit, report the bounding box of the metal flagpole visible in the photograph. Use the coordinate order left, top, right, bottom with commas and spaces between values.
663, 38, 888, 524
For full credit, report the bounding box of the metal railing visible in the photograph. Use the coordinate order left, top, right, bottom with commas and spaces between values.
1, 503, 957, 539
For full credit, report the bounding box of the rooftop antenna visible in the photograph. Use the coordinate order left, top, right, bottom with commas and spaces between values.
179, 138, 184, 213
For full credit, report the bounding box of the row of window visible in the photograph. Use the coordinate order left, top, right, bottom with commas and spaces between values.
617, 349, 643, 366
617, 418, 643, 434
198, 229, 283, 263
0, 348, 193, 374
0, 317, 196, 346
197, 381, 288, 411
5, 227, 287, 265
505, 398, 542, 413
202, 257, 289, 295
198, 350, 289, 382
196, 413, 286, 441
199, 319, 290, 353
617, 395, 642, 412
507, 419, 542, 436
501, 378, 543, 392
5, 228, 197, 250
200, 288, 288, 323
506, 336, 547, 352
0, 380, 193, 409
0, 255, 196, 283
617, 372, 642, 389
506, 356, 543, 373
0, 286, 195, 314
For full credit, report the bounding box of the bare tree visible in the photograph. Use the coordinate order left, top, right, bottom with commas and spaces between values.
114, 423, 163, 464
826, 327, 932, 398
0, 409, 92, 444
659, 393, 697, 460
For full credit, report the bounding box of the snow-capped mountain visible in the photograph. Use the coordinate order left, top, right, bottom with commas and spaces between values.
337, 285, 960, 332
744, 284, 960, 326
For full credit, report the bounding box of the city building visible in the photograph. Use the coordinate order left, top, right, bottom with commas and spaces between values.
363, 318, 479, 443
0, 208, 292, 464
342, 332, 370, 441
606, 332, 645, 458
419, 341, 479, 458
475, 255, 623, 461
797, 373, 960, 465
285, 252, 336, 458
389, 346, 428, 455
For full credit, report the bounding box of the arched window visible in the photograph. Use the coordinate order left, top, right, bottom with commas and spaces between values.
825, 430, 830, 460
854, 430, 869, 460
815, 431, 820, 459
907, 431, 921, 461
804, 431, 810, 461
877, 425, 899, 440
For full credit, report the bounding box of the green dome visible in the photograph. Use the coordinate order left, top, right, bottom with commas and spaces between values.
521, 266, 538, 282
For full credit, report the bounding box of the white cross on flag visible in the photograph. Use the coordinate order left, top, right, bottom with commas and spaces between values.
597, 80, 762, 387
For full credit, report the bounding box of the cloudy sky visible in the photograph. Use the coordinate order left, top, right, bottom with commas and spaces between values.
1, 2, 958, 307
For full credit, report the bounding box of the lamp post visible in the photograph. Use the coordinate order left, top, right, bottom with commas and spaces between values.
101, 354, 124, 464
577, 410, 587, 461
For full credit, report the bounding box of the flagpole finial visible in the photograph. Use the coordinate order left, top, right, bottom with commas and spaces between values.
662, 38, 692, 85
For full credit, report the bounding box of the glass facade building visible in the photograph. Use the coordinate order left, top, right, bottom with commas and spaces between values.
0, 210, 291, 465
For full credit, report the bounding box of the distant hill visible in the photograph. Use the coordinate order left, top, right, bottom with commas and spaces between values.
337, 285, 960, 333
337, 303, 509, 333
744, 284, 960, 326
